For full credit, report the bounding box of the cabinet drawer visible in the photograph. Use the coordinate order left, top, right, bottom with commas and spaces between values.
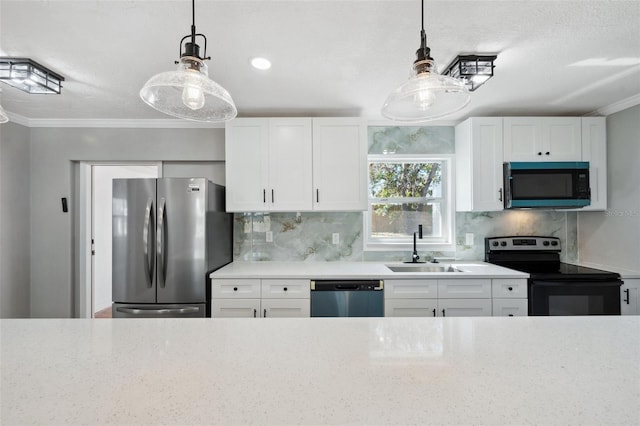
437, 279, 491, 298
261, 279, 310, 298
438, 299, 492, 317
385, 299, 437, 317
211, 279, 261, 298
492, 299, 528, 317
384, 280, 438, 299
262, 299, 310, 318
212, 298, 261, 318
492, 279, 527, 298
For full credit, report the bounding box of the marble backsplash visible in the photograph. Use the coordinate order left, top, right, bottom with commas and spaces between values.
232, 125, 578, 263
233, 210, 578, 263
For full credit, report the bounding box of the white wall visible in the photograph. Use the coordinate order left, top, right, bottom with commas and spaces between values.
29, 127, 225, 318
0, 122, 31, 318
578, 105, 640, 270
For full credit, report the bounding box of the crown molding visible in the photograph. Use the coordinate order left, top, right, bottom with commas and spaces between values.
590, 93, 640, 117
1, 114, 226, 128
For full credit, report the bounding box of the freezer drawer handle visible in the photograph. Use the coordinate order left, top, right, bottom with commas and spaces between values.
142, 198, 155, 288
116, 307, 199, 315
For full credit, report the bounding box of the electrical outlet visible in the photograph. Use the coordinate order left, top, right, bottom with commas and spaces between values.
465, 233, 474, 246
266, 231, 273, 243
332, 233, 339, 245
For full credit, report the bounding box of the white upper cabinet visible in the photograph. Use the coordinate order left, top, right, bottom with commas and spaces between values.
225, 118, 312, 212
225, 118, 270, 212
312, 118, 367, 211
268, 119, 313, 211
455, 117, 504, 212
580, 117, 607, 211
226, 117, 366, 212
503, 117, 582, 162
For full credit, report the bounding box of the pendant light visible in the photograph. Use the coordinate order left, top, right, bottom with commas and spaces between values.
381, 0, 470, 122
140, 0, 237, 122
0, 89, 8, 123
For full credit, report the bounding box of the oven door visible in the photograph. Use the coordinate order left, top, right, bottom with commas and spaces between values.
529, 280, 622, 316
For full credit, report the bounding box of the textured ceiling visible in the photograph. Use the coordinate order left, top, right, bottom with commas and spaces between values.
1, 0, 639, 124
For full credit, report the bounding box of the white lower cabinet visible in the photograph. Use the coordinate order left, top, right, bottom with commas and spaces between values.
385, 278, 527, 317
211, 278, 310, 318
621, 279, 640, 315
491, 278, 528, 317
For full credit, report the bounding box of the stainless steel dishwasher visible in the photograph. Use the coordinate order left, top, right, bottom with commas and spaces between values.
310, 280, 384, 317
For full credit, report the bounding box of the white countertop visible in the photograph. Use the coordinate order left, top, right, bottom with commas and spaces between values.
210, 261, 529, 279
2, 317, 638, 425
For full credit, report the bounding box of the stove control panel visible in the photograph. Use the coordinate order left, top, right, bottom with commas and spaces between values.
485, 236, 561, 252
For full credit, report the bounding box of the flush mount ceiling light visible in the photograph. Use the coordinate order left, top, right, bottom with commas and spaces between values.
0, 57, 64, 94
381, 0, 470, 122
442, 55, 497, 91
140, 0, 237, 122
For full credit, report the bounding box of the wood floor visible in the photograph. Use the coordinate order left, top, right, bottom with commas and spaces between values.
94, 306, 112, 318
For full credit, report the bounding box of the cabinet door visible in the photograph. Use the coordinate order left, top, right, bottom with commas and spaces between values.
504, 117, 541, 161
579, 117, 607, 211
504, 117, 582, 162
312, 118, 367, 211
268, 118, 313, 211
262, 299, 310, 318
438, 299, 492, 317
212, 298, 261, 318
225, 119, 269, 212
385, 299, 438, 317
492, 299, 528, 316
621, 280, 640, 316
455, 117, 504, 212
543, 118, 582, 160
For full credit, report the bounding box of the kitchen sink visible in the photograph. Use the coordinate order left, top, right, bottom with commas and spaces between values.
386, 264, 462, 273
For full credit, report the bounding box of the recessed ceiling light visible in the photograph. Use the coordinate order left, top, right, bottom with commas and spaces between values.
250, 57, 271, 70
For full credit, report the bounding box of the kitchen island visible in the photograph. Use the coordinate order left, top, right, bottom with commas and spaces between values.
1, 317, 638, 425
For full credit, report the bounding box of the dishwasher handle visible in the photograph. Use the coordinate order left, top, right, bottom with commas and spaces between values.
310, 280, 384, 291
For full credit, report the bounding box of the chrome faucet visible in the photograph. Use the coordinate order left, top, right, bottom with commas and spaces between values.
410, 224, 423, 263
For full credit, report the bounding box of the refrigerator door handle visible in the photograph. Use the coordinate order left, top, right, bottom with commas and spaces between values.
142, 198, 154, 288
157, 197, 167, 288
115, 307, 200, 315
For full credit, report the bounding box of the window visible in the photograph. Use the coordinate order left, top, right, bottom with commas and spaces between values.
364, 154, 454, 251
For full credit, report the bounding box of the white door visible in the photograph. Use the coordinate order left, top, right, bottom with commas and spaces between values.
91, 165, 160, 317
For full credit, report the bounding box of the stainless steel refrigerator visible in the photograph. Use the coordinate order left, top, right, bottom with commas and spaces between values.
112, 178, 232, 318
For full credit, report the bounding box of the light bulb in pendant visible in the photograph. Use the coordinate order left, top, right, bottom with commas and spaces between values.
415, 89, 436, 111
182, 85, 205, 110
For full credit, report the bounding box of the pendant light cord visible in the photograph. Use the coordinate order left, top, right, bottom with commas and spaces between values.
191, 0, 196, 44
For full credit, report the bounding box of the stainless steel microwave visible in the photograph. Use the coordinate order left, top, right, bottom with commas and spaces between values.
503, 162, 590, 209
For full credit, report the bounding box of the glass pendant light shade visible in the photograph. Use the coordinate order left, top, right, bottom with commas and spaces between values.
0, 103, 8, 123
382, 59, 470, 122
140, 57, 237, 122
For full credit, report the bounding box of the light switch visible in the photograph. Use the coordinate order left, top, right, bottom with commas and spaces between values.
465, 233, 474, 246
332, 233, 339, 245
266, 231, 273, 243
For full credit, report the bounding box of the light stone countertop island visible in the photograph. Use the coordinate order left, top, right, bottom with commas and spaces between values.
1, 316, 639, 425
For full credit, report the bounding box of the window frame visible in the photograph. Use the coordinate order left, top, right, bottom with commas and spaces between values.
364, 154, 455, 252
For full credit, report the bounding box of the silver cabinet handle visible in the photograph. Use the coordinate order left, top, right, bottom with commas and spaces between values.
142, 198, 154, 288
157, 198, 167, 288
116, 307, 199, 315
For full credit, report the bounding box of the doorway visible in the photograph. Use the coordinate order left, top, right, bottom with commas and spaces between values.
80, 163, 161, 318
